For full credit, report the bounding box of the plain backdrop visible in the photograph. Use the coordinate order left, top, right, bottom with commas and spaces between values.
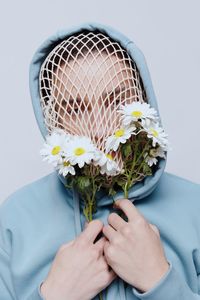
0, 0, 199, 203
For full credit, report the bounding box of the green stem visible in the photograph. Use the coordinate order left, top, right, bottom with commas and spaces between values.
125, 139, 139, 194
128, 141, 151, 187
82, 177, 104, 300
124, 139, 151, 197
99, 291, 104, 300
123, 181, 129, 199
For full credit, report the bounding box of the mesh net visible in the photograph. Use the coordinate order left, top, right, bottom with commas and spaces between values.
39, 30, 147, 169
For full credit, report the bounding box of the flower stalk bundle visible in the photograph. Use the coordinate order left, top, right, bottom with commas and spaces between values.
40, 102, 170, 222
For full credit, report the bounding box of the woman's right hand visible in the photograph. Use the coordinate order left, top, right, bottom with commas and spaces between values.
40, 219, 117, 300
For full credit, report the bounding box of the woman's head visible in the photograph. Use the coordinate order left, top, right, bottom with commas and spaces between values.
39, 30, 147, 151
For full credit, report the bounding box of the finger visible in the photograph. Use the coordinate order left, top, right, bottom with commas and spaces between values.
103, 240, 110, 256
97, 261, 117, 286
94, 236, 107, 256
108, 212, 126, 231
114, 199, 143, 222
98, 254, 109, 270
101, 262, 117, 286
102, 224, 118, 242
105, 269, 118, 286
79, 219, 103, 244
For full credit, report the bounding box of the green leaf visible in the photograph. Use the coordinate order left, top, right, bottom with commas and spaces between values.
76, 176, 91, 192
143, 163, 153, 175
116, 178, 126, 187
122, 143, 132, 158
108, 187, 117, 197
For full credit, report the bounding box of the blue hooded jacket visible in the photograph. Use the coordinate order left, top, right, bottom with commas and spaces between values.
0, 22, 200, 300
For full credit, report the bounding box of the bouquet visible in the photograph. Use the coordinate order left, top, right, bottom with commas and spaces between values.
40, 101, 170, 222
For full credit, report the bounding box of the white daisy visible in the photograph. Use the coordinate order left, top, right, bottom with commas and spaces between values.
144, 146, 167, 167
150, 146, 167, 158
94, 152, 121, 176
57, 160, 75, 176
105, 125, 136, 153
63, 136, 98, 168
144, 155, 158, 167
53, 128, 68, 136
118, 102, 158, 126
40, 131, 68, 167
142, 121, 169, 148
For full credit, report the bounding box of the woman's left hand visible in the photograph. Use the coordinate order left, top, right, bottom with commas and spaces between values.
102, 199, 170, 293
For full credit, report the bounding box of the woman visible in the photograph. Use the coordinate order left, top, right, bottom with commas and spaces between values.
0, 22, 200, 300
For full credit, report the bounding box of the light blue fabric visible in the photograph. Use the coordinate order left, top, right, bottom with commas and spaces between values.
0, 22, 200, 300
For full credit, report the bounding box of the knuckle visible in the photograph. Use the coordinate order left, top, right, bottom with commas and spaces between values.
112, 236, 123, 246
134, 217, 148, 228
93, 219, 104, 228
121, 225, 131, 236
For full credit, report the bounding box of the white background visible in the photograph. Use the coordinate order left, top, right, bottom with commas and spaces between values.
0, 0, 199, 203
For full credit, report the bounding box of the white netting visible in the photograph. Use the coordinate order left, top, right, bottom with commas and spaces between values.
39, 31, 147, 169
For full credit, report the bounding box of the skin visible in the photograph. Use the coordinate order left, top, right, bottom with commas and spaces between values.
41, 200, 169, 298
41, 52, 169, 298
40, 220, 117, 300
103, 199, 169, 293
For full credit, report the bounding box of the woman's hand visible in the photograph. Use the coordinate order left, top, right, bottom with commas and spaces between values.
102, 199, 169, 293
40, 220, 117, 300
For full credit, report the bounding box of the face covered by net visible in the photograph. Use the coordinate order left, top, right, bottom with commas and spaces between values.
39, 30, 147, 169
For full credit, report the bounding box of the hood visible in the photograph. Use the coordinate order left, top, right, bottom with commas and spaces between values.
29, 21, 167, 206
29, 22, 167, 300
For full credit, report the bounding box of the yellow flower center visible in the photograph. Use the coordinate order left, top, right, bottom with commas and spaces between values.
114, 129, 125, 138
74, 147, 86, 156
51, 146, 61, 155
106, 154, 113, 160
63, 161, 70, 167
131, 110, 142, 118
150, 128, 158, 137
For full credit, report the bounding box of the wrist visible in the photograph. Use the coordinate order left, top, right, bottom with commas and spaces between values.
40, 279, 74, 300
138, 261, 170, 293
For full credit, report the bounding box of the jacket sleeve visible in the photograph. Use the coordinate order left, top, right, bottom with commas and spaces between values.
132, 260, 200, 299
0, 246, 16, 299
0, 245, 45, 300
